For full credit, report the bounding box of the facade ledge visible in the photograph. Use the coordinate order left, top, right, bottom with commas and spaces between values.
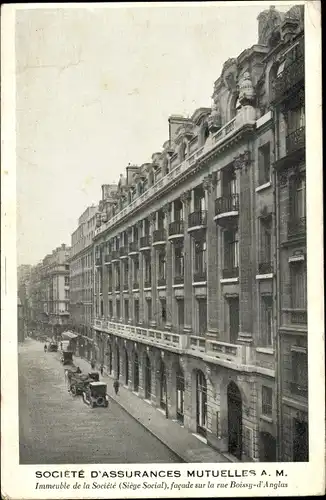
157, 286, 167, 290
192, 281, 207, 287
256, 347, 274, 355
260, 415, 273, 424
220, 277, 239, 284
132, 288, 140, 292
256, 110, 273, 129
214, 211, 239, 221
256, 273, 273, 280
144, 287, 152, 292
187, 225, 206, 233
282, 396, 308, 412
172, 284, 184, 289
255, 181, 271, 193
123, 290, 129, 294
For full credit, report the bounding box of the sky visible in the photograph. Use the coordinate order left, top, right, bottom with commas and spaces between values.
16, 2, 292, 266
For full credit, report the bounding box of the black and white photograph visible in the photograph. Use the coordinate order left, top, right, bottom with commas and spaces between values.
1, 1, 324, 498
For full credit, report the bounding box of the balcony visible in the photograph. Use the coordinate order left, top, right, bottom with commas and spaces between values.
152, 229, 166, 246
128, 241, 139, 255
108, 285, 112, 293
115, 283, 121, 292
168, 220, 184, 240
144, 279, 152, 289
119, 246, 128, 259
288, 217, 306, 239
286, 126, 305, 155
188, 210, 207, 233
222, 266, 239, 279
139, 235, 151, 251
193, 270, 207, 284
290, 381, 308, 398
104, 254, 111, 264
273, 56, 304, 103
206, 339, 244, 365
258, 262, 273, 275
123, 281, 129, 291
214, 194, 239, 226
111, 250, 119, 262
174, 274, 184, 285
157, 277, 166, 287
290, 310, 307, 325
132, 281, 139, 290
95, 258, 102, 267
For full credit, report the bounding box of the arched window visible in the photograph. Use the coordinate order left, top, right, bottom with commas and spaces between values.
115, 344, 120, 380
144, 353, 151, 400
159, 360, 167, 410
124, 347, 129, 386
227, 381, 242, 460
176, 364, 185, 423
133, 350, 139, 392
196, 370, 207, 437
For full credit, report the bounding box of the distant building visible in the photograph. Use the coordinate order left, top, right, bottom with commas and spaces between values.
69, 205, 97, 359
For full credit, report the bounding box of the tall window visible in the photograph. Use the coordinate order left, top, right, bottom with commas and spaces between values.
134, 299, 139, 324
133, 257, 139, 283
287, 105, 305, 135
259, 216, 272, 272
158, 251, 166, 280
116, 299, 121, 320
64, 276, 70, 286
291, 349, 308, 396
222, 167, 237, 197
124, 261, 129, 285
160, 298, 167, 325
290, 174, 306, 222
261, 295, 273, 347
198, 299, 207, 335
228, 297, 239, 343
258, 143, 271, 185
262, 386, 273, 417
144, 255, 151, 285
290, 261, 307, 309
194, 240, 207, 276
174, 199, 184, 221
224, 230, 239, 271
177, 299, 184, 330
147, 298, 152, 324
109, 300, 113, 318
124, 299, 129, 321
174, 245, 184, 277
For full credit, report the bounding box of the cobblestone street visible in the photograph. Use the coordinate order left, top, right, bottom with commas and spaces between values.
19, 338, 180, 464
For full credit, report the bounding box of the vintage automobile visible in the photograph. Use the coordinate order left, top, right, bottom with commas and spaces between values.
48, 342, 58, 352
61, 350, 74, 365
69, 373, 91, 396
82, 382, 109, 408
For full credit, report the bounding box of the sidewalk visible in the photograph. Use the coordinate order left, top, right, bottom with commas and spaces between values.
74, 355, 230, 463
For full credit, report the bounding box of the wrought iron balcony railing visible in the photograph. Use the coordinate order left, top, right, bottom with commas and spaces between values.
108, 285, 112, 293
273, 56, 304, 101
258, 262, 273, 274
129, 241, 139, 253
169, 220, 184, 236
111, 250, 119, 261
193, 269, 207, 283
222, 266, 239, 279
153, 229, 166, 243
157, 277, 166, 287
144, 279, 152, 288
123, 281, 129, 291
174, 274, 184, 285
119, 246, 128, 258
104, 254, 111, 263
215, 194, 239, 216
139, 235, 151, 249
288, 217, 306, 238
132, 281, 139, 290
95, 258, 102, 267
290, 381, 308, 398
286, 126, 305, 154
188, 210, 207, 229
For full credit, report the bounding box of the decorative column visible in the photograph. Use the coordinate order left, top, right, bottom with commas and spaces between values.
128, 228, 133, 324
181, 190, 192, 334
163, 203, 172, 331
203, 173, 219, 338
234, 150, 254, 345
138, 220, 145, 325
149, 212, 157, 327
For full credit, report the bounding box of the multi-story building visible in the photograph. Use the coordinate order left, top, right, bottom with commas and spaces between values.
17, 264, 32, 338
69, 205, 97, 359
90, 5, 305, 462
38, 244, 71, 337
271, 10, 307, 461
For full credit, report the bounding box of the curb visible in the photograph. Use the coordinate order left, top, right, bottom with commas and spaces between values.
76, 356, 188, 463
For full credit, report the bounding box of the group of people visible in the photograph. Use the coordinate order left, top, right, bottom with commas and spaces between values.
90, 360, 120, 395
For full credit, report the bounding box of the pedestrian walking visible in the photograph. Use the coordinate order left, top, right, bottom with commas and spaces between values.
100, 364, 104, 376
113, 379, 120, 395
44, 344, 47, 353
60, 342, 63, 351
91, 360, 96, 370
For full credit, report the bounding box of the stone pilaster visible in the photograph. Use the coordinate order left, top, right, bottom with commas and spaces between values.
203, 173, 219, 337
235, 150, 254, 344
149, 212, 157, 327
181, 190, 192, 333
138, 222, 145, 325
163, 203, 172, 330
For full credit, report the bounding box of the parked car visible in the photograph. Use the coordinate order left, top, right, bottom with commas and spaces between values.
48, 342, 58, 352
88, 371, 100, 382
69, 373, 91, 396
61, 351, 74, 365
82, 382, 109, 408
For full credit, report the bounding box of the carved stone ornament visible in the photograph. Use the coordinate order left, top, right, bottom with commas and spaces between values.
238, 72, 256, 106
234, 150, 251, 172
222, 58, 238, 91
208, 100, 222, 133
180, 190, 191, 205
279, 171, 288, 187
257, 6, 282, 46
148, 212, 156, 224
162, 203, 171, 215
203, 173, 217, 193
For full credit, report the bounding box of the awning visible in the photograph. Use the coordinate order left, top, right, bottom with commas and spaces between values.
61, 331, 78, 340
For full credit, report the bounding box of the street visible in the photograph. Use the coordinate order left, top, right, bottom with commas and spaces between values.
19, 339, 180, 464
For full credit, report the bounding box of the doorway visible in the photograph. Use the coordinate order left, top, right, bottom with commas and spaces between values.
293, 419, 308, 461
227, 381, 243, 460
144, 353, 151, 400
196, 370, 207, 437
259, 431, 277, 462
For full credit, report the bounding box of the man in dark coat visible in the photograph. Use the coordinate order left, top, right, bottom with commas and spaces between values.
113, 379, 120, 395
